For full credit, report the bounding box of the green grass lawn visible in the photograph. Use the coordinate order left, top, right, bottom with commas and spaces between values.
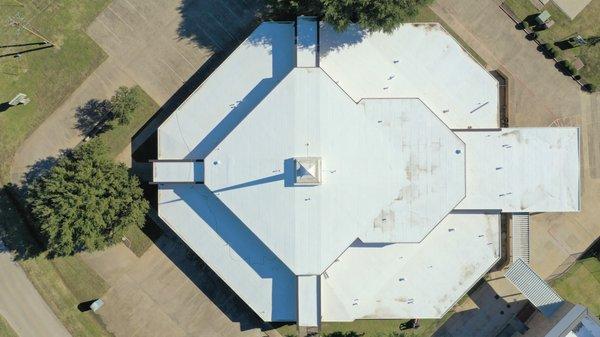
0, 0, 110, 184
0, 84, 160, 335
122, 217, 163, 257
95, 85, 162, 256
278, 312, 452, 337
96, 86, 159, 158
0, 314, 18, 337
0, 1, 116, 336
0, 189, 113, 337
552, 257, 600, 316
503, 0, 600, 86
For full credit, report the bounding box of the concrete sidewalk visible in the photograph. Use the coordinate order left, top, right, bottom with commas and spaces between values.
0, 241, 72, 337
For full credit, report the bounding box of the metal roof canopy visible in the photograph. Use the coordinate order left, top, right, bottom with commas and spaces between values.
505, 258, 564, 317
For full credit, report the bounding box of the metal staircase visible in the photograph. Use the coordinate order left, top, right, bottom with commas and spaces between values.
511, 213, 530, 264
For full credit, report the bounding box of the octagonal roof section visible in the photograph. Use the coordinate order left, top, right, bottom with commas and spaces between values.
319, 23, 500, 129
321, 213, 501, 320
204, 68, 465, 275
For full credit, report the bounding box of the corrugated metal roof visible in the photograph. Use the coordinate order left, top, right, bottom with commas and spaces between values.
505, 258, 564, 317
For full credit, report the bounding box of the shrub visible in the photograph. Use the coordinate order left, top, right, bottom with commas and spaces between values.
321, 0, 435, 32
563, 61, 577, 76
110, 86, 140, 125
583, 83, 597, 93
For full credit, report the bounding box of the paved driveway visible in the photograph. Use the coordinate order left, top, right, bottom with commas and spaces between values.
0, 241, 72, 337
82, 236, 271, 337
86, 0, 261, 105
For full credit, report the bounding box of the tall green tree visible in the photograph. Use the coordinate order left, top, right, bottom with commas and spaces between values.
110, 86, 140, 125
265, 0, 431, 32
27, 140, 149, 255
322, 0, 433, 32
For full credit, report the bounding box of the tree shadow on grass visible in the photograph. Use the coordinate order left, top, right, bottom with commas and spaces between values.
74, 99, 111, 137
0, 102, 10, 112
0, 154, 66, 260
0, 184, 43, 260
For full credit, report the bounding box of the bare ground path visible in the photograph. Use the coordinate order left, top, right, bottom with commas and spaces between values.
0, 241, 72, 337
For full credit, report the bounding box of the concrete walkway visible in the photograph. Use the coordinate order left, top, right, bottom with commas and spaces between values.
0, 241, 71, 337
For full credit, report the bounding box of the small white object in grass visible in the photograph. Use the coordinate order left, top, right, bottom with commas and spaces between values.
90, 299, 104, 312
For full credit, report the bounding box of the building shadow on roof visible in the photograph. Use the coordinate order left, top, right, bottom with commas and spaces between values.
181, 23, 294, 159
133, 2, 368, 162
171, 184, 297, 320
150, 185, 296, 329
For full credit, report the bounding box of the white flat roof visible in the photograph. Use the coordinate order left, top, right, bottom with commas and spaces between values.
456, 128, 580, 212
296, 17, 318, 67
321, 213, 500, 320
157, 22, 296, 159
155, 19, 580, 323
158, 185, 297, 321
319, 23, 499, 129
298, 275, 320, 327
205, 68, 465, 274
152, 161, 203, 183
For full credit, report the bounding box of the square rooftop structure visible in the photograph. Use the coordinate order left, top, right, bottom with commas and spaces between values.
154, 17, 580, 325
294, 157, 322, 185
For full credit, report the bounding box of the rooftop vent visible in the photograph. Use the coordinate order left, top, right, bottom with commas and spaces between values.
294, 157, 321, 186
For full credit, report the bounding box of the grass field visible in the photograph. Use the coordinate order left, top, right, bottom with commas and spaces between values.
278, 313, 452, 337
503, 0, 600, 86
0, 188, 113, 337
0, 0, 109, 184
0, 314, 18, 337
552, 257, 600, 316
0, 83, 160, 335
95, 86, 159, 158
0, 1, 116, 336
95, 85, 161, 257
